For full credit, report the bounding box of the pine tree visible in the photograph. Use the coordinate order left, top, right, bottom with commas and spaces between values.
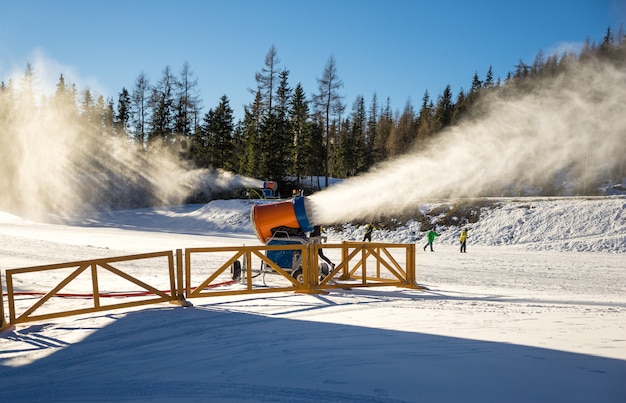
239, 91, 263, 177
466, 71, 482, 106
255, 44, 280, 113
451, 89, 467, 124
434, 84, 454, 130
174, 62, 201, 139
290, 83, 310, 181
51, 74, 78, 119
373, 97, 392, 162
190, 113, 209, 168
116, 87, 132, 138
201, 108, 217, 167
313, 55, 344, 187
270, 69, 293, 181
484, 65, 495, 88
131, 72, 150, 148
387, 99, 416, 156
348, 95, 366, 175
80, 88, 95, 124
148, 66, 177, 145
599, 26, 617, 61
532, 50, 545, 76
304, 120, 325, 189
364, 93, 378, 168
416, 90, 434, 141
211, 95, 235, 170
100, 96, 115, 136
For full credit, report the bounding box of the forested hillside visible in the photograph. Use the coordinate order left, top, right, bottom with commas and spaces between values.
0, 26, 624, 216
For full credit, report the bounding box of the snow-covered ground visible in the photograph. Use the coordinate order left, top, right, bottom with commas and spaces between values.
1, 197, 625, 402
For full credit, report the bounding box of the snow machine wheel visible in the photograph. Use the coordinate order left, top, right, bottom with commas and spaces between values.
231, 260, 242, 280
319, 262, 330, 276
292, 268, 304, 283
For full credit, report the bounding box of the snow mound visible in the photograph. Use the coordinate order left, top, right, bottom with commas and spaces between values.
17, 196, 626, 253
328, 196, 626, 253
470, 197, 626, 252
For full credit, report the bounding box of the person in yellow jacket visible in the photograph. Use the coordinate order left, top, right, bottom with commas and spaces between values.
460, 228, 468, 253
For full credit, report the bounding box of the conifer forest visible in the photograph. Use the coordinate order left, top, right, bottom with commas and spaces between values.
0, 26, 625, 213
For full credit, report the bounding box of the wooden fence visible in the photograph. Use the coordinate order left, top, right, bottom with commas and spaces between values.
1, 242, 423, 331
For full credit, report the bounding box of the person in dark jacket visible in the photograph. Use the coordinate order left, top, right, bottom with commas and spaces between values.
423, 229, 440, 252
311, 225, 334, 269
362, 223, 375, 242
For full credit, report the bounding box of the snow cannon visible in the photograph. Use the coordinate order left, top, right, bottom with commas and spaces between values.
261, 181, 279, 198
251, 196, 315, 243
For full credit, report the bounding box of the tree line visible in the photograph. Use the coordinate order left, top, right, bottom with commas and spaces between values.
1, 26, 624, 200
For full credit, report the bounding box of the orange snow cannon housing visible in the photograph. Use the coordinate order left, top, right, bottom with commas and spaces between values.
251, 197, 314, 243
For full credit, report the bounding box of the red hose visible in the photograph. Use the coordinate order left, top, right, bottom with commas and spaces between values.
3, 280, 237, 298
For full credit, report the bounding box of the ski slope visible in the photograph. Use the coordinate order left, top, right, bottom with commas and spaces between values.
0, 197, 625, 402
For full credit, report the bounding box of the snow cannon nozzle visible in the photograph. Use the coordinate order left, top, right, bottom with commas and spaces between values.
250, 196, 315, 243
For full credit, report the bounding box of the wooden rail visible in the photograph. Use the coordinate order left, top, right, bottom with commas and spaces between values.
1, 242, 423, 331
2, 251, 179, 329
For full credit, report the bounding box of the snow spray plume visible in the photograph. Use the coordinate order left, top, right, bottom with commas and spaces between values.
307, 60, 626, 224
0, 73, 261, 221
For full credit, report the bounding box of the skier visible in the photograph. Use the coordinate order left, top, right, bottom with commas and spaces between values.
460, 228, 468, 253
423, 229, 440, 252
362, 223, 375, 242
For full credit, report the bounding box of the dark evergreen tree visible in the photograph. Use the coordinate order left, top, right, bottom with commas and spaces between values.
270, 69, 294, 181
303, 120, 325, 189
116, 87, 132, 138
148, 66, 177, 144
101, 96, 115, 136
364, 93, 378, 168
484, 65, 495, 88
466, 71, 482, 106
600, 26, 614, 52
532, 50, 545, 76
416, 90, 434, 142
239, 91, 263, 177
290, 83, 310, 181
451, 89, 467, 124
434, 84, 454, 130
346, 95, 366, 175
210, 95, 235, 170
190, 112, 209, 168
174, 62, 201, 139
332, 118, 349, 178
387, 99, 417, 156
373, 97, 392, 162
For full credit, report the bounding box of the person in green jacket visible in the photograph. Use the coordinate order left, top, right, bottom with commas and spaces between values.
423, 229, 440, 252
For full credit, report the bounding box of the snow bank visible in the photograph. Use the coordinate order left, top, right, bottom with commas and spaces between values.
24, 196, 625, 253
317, 196, 626, 253
195, 196, 626, 253
470, 197, 626, 252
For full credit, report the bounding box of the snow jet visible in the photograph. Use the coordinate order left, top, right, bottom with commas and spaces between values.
307, 60, 626, 225
0, 64, 261, 221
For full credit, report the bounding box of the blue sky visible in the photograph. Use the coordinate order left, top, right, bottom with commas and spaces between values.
1, 0, 623, 120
